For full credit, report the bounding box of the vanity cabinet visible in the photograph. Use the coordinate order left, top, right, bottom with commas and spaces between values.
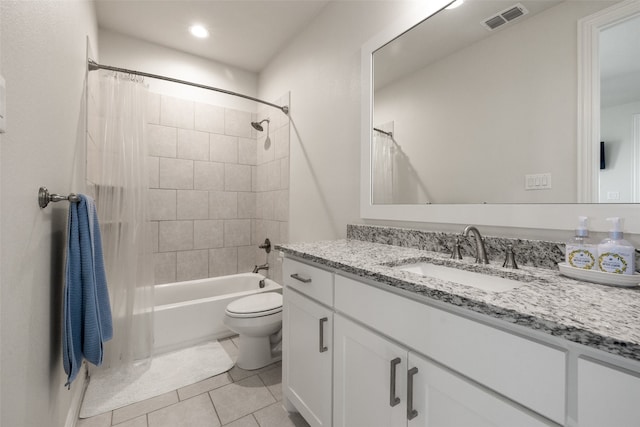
577, 358, 640, 427
334, 314, 554, 427
282, 259, 334, 427
334, 274, 566, 425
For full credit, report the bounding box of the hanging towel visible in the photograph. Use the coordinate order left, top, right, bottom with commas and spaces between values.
63, 194, 113, 387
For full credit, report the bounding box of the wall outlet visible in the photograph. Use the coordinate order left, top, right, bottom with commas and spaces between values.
525, 173, 552, 190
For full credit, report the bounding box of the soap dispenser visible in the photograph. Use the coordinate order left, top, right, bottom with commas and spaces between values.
565, 216, 596, 270
597, 217, 636, 275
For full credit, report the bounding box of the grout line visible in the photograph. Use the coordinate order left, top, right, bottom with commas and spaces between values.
207, 390, 223, 427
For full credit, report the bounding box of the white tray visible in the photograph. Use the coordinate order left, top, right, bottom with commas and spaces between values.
558, 262, 640, 287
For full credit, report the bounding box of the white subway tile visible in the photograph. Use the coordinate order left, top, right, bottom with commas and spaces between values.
148, 124, 177, 158
149, 189, 176, 221
161, 96, 194, 129
255, 164, 267, 193
154, 252, 176, 284
266, 161, 281, 191
149, 221, 159, 253
177, 190, 209, 220
273, 190, 289, 222
210, 134, 238, 164
280, 158, 289, 190
147, 92, 161, 124
194, 220, 224, 249
224, 219, 251, 247
177, 250, 209, 281
224, 109, 252, 138
194, 102, 224, 134
225, 164, 251, 192
194, 161, 224, 191
238, 137, 257, 165
177, 129, 209, 161
238, 246, 257, 274
159, 158, 194, 190
209, 248, 238, 277
148, 156, 160, 188
209, 191, 237, 219
159, 220, 193, 252
238, 192, 256, 219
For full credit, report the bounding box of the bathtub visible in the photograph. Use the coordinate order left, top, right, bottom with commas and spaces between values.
153, 273, 282, 354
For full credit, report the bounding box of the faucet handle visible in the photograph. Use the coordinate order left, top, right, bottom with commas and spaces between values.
502, 244, 518, 269
450, 236, 463, 260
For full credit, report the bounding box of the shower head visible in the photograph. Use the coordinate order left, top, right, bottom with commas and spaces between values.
251, 119, 270, 132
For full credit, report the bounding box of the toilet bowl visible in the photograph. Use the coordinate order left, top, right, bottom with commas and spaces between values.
223, 292, 283, 370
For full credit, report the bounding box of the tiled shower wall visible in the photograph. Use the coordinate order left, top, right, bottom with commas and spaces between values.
87, 79, 290, 285
147, 93, 290, 284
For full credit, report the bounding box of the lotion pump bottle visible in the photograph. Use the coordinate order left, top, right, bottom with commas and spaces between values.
565, 216, 596, 270
597, 217, 636, 275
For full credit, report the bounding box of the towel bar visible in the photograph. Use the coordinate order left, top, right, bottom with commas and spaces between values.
38, 187, 80, 208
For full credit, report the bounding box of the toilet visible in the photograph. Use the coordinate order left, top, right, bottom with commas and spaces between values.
223, 292, 283, 370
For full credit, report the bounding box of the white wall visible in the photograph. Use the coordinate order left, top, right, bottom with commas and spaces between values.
259, 1, 415, 242
0, 1, 98, 426
98, 29, 259, 113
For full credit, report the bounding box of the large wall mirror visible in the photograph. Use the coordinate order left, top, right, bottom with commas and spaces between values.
360, 0, 640, 231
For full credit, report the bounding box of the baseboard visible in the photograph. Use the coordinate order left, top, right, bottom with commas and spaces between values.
64, 362, 88, 427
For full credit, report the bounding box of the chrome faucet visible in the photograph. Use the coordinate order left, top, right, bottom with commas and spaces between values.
462, 225, 490, 264
253, 263, 269, 274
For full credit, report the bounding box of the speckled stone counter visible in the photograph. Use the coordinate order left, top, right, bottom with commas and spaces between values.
276, 238, 640, 362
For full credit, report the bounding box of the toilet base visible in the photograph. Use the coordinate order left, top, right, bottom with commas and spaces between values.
236, 334, 282, 370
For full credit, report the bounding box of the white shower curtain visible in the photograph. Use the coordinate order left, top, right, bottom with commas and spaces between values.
372, 132, 394, 204
92, 70, 153, 371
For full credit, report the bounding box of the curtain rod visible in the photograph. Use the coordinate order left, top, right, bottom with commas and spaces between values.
373, 127, 393, 138
88, 59, 289, 115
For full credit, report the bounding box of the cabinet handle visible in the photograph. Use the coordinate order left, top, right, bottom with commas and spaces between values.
290, 273, 312, 283
319, 317, 328, 353
389, 357, 401, 407
407, 367, 419, 420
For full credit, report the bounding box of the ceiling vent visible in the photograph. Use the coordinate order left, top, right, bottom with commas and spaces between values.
482, 3, 529, 31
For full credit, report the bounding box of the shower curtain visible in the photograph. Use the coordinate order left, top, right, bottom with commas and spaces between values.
91, 70, 153, 371
372, 131, 394, 204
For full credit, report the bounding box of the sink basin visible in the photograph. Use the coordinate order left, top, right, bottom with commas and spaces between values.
396, 262, 525, 293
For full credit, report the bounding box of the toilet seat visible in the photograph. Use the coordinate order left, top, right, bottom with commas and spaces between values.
225, 292, 283, 318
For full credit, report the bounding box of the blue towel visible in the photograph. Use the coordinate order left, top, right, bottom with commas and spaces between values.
63, 194, 113, 387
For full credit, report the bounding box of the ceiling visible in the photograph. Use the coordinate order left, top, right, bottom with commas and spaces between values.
95, 0, 330, 73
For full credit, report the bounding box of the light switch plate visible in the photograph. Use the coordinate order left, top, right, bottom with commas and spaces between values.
525, 173, 552, 190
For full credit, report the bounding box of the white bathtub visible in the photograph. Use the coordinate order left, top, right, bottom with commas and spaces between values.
153, 273, 282, 354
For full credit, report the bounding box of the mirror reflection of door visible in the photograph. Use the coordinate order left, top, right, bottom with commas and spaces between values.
599, 14, 640, 203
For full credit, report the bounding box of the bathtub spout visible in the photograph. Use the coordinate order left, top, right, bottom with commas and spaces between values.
252, 263, 269, 274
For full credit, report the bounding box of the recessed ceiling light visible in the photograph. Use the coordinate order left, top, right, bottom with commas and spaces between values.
446, 0, 464, 10
189, 25, 209, 39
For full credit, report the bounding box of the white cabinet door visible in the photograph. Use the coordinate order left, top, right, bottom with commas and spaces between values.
333, 314, 407, 427
283, 288, 333, 427
408, 352, 554, 427
578, 358, 640, 427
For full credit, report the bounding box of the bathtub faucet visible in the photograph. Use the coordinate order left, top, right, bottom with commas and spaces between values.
253, 263, 269, 274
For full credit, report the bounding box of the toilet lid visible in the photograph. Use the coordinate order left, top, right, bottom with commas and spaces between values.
226, 292, 283, 316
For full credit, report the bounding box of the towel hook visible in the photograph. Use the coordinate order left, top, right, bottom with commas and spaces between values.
38, 187, 80, 209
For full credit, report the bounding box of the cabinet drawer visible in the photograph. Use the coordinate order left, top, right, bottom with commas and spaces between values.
335, 274, 566, 425
283, 258, 334, 306
578, 358, 640, 427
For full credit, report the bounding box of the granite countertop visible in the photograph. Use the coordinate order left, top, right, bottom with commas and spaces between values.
276, 239, 640, 362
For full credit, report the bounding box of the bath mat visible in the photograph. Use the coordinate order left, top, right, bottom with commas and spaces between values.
79, 341, 234, 418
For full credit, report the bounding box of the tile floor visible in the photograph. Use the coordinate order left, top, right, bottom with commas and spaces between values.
77, 337, 310, 427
